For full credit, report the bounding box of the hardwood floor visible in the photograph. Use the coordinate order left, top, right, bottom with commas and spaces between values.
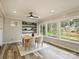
0, 43, 79, 59
0, 44, 25, 59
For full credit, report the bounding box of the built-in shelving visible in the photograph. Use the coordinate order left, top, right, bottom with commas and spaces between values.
22, 21, 37, 34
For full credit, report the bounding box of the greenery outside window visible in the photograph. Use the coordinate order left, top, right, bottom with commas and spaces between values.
39, 18, 79, 42
47, 23, 58, 37
61, 19, 79, 41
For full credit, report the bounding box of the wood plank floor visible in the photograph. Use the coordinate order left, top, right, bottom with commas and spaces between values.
0, 43, 79, 59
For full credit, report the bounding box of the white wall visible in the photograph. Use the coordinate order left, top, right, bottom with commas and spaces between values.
3, 18, 22, 43
44, 37, 79, 53
0, 16, 3, 46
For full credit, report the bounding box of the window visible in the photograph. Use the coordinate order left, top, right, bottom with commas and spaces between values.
61, 19, 79, 41
39, 18, 79, 42
40, 25, 43, 35
40, 24, 46, 35
47, 23, 58, 37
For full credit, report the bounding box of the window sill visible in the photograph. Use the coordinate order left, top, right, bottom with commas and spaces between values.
44, 36, 79, 44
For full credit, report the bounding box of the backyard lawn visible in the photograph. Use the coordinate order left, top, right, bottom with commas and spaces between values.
47, 31, 79, 41
61, 31, 79, 41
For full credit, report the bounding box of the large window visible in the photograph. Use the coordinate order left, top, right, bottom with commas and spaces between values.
47, 23, 58, 37
39, 18, 79, 42
61, 19, 79, 41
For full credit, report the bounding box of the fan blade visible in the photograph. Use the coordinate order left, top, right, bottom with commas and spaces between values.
26, 12, 39, 18
27, 15, 39, 18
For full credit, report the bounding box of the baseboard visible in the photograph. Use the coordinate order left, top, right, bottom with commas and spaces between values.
3, 40, 21, 44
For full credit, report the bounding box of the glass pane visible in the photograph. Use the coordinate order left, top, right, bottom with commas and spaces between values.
61, 19, 79, 41
40, 25, 46, 35
47, 23, 58, 37
40, 25, 43, 35
42, 25, 46, 35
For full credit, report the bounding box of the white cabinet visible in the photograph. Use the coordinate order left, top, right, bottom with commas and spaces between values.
0, 16, 3, 46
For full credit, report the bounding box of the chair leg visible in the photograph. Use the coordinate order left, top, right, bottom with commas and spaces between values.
33, 52, 43, 58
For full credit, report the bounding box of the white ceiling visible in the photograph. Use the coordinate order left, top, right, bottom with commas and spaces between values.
1, 0, 79, 22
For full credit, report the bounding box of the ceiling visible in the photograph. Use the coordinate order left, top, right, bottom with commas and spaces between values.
0, 0, 79, 22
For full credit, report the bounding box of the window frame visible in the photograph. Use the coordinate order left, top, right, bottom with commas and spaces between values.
39, 17, 79, 42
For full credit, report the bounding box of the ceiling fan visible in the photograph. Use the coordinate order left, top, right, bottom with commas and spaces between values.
27, 12, 39, 18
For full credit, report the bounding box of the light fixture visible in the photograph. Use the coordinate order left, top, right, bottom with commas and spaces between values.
30, 17, 33, 18
13, 11, 16, 13
51, 10, 54, 13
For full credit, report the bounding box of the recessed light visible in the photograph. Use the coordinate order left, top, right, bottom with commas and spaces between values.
13, 11, 16, 13
51, 10, 54, 13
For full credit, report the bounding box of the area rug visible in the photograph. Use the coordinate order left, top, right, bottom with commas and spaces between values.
17, 43, 49, 56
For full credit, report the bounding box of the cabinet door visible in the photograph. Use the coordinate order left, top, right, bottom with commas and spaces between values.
0, 17, 3, 46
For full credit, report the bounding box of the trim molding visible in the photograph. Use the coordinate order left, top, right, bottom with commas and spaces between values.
3, 40, 21, 44
0, 1, 6, 16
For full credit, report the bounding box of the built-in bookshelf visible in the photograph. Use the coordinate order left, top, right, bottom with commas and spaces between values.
22, 21, 37, 34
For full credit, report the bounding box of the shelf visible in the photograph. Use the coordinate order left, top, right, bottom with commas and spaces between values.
22, 21, 37, 33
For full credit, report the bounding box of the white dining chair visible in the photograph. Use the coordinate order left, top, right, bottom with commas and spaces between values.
35, 35, 43, 46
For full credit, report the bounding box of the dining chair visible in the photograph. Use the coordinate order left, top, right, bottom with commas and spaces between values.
35, 35, 43, 46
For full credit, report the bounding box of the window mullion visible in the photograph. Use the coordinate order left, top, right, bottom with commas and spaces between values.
57, 22, 61, 39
